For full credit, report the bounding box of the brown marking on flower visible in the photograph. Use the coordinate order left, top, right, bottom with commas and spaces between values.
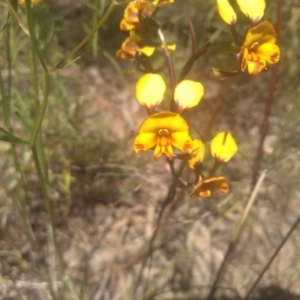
270, 52, 279, 63
182, 141, 193, 153
135, 143, 145, 153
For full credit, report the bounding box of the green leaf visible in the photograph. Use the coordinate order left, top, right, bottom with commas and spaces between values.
0, 126, 29, 144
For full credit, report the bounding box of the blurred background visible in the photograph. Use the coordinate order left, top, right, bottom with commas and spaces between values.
0, 0, 300, 299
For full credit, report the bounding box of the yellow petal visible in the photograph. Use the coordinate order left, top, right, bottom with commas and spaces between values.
242, 21, 277, 50
256, 43, 280, 64
124, 2, 139, 23
124, 38, 138, 55
120, 19, 136, 31
133, 132, 157, 153
174, 80, 204, 113
136, 74, 166, 112
247, 60, 266, 75
236, 0, 265, 24
216, 0, 237, 25
188, 139, 206, 169
138, 112, 190, 134
167, 44, 176, 51
214, 178, 229, 194
241, 48, 249, 72
137, 46, 155, 57
116, 49, 129, 60
211, 132, 237, 162
170, 132, 193, 154
134, 0, 155, 9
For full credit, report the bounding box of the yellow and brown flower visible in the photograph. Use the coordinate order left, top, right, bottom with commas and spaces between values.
133, 112, 193, 160
240, 21, 280, 75
190, 176, 229, 198
116, 37, 155, 60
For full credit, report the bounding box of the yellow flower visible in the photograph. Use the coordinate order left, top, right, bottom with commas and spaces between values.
120, 2, 152, 31
174, 80, 204, 113
133, 112, 193, 160
188, 139, 205, 169
116, 37, 155, 60
216, 0, 265, 25
18, 0, 41, 6
240, 21, 280, 75
211, 132, 237, 162
136, 74, 166, 114
190, 176, 229, 198
236, 0, 265, 24
216, 0, 237, 25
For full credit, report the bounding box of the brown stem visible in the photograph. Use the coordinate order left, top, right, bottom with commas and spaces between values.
189, 20, 197, 55
230, 24, 240, 50
252, 0, 283, 187
177, 42, 211, 83
131, 159, 185, 298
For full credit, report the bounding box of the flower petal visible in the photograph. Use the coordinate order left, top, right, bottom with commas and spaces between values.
174, 80, 204, 113
154, 142, 173, 160
236, 0, 265, 24
137, 46, 156, 57
247, 59, 266, 75
120, 18, 136, 31
216, 0, 237, 25
211, 132, 237, 162
136, 74, 166, 113
188, 139, 206, 169
256, 43, 280, 64
133, 132, 157, 153
124, 2, 139, 23
138, 112, 190, 134
169, 132, 193, 154
242, 21, 277, 50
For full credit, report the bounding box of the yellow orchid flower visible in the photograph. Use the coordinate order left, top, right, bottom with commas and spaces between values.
240, 21, 280, 75
211, 132, 237, 162
136, 74, 166, 114
174, 80, 204, 113
188, 139, 205, 169
236, 0, 265, 24
116, 37, 155, 60
120, 2, 152, 31
216, 0, 237, 26
190, 176, 229, 198
133, 112, 193, 160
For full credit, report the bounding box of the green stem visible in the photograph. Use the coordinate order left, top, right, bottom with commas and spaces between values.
25, 2, 64, 297
25, 0, 50, 146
